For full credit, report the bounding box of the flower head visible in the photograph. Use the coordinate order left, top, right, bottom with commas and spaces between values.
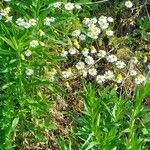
62, 68, 72, 79
90, 46, 97, 54
68, 47, 77, 55
16, 18, 25, 26
106, 30, 114, 36
107, 17, 114, 23
79, 34, 86, 40
38, 29, 45, 36
76, 61, 85, 70
104, 70, 114, 80
53, 2, 62, 8
29, 19, 37, 26
65, 3, 74, 11
80, 69, 87, 77
72, 29, 81, 37
5, 16, 12, 22
26, 69, 34, 76
129, 70, 137, 76
24, 49, 32, 57
115, 61, 126, 69
97, 50, 106, 58
61, 50, 68, 57
85, 56, 95, 65
96, 75, 105, 84
44, 17, 55, 26
22, 22, 31, 29
98, 16, 107, 23
82, 48, 89, 57
125, 1, 133, 8
106, 55, 117, 63
88, 68, 97, 76
30, 40, 39, 47
135, 74, 146, 84
131, 57, 138, 64
99, 22, 109, 30
75, 4, 82, 10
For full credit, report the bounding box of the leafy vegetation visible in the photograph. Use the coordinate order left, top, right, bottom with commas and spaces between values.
0, 0, 150, 150
58, 81, 150, 150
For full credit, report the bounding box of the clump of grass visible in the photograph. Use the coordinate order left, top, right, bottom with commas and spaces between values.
58, 79, 150, 150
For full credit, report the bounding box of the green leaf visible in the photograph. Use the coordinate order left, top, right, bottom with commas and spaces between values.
9, 118, 19, 133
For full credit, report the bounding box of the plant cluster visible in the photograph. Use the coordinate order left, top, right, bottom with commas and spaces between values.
0, 0, 150, 150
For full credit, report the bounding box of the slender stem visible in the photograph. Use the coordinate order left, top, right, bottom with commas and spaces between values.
77, 0, 109, 5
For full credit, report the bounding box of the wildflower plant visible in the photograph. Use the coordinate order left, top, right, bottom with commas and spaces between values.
0, 0, 150, 149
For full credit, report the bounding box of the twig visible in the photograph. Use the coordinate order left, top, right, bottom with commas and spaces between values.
144, 1, 150, 20
77, 0, 109, 5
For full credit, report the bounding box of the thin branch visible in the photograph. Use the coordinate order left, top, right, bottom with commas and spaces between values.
77, 0, 109, 5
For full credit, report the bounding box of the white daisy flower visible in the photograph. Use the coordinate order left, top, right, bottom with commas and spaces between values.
104, 70, 114, 80
85, 56, 95, 65
82, 48, 89, 57
30, 40, 39, 47
115, 61, 126, 69
88, 68, 97, 76
68, 47, 77, 55
80, 69, 87, 77
87, 32, 98, 39
75, 61, 85, 70
29, 19, 37, 26
107, 17, 114, 23
89, 26, 101, 35
106, 55, 117, 63
75, 4, 82, 10
22, 22, 31, 29
53, 2, 62, 8
61, 50, 68, 57
0, 7, 11, 16
44, 17, 55, 26
16, 18, 25, 26
38, 29, 45, 36
99, 22, 109, 30
129, 70, 137, 76
135, 74, 146, 84
125, 1, 133, 8
96, 75, 105, 84
65, 3, 74, 11
88, 23, 96, 29
26, 69, 34, 76
90, 18, 97, 24
97, 50, 106, 58
98, 16, 107, 23
71, 29, 81, 37
24, 49, 32, 57
106, 30, 114, 36
5, 16, 12, 22
79, 34, 86, 40
83, 17, 91, 25
49, 17, 56, 22
62, 68, 72, 79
